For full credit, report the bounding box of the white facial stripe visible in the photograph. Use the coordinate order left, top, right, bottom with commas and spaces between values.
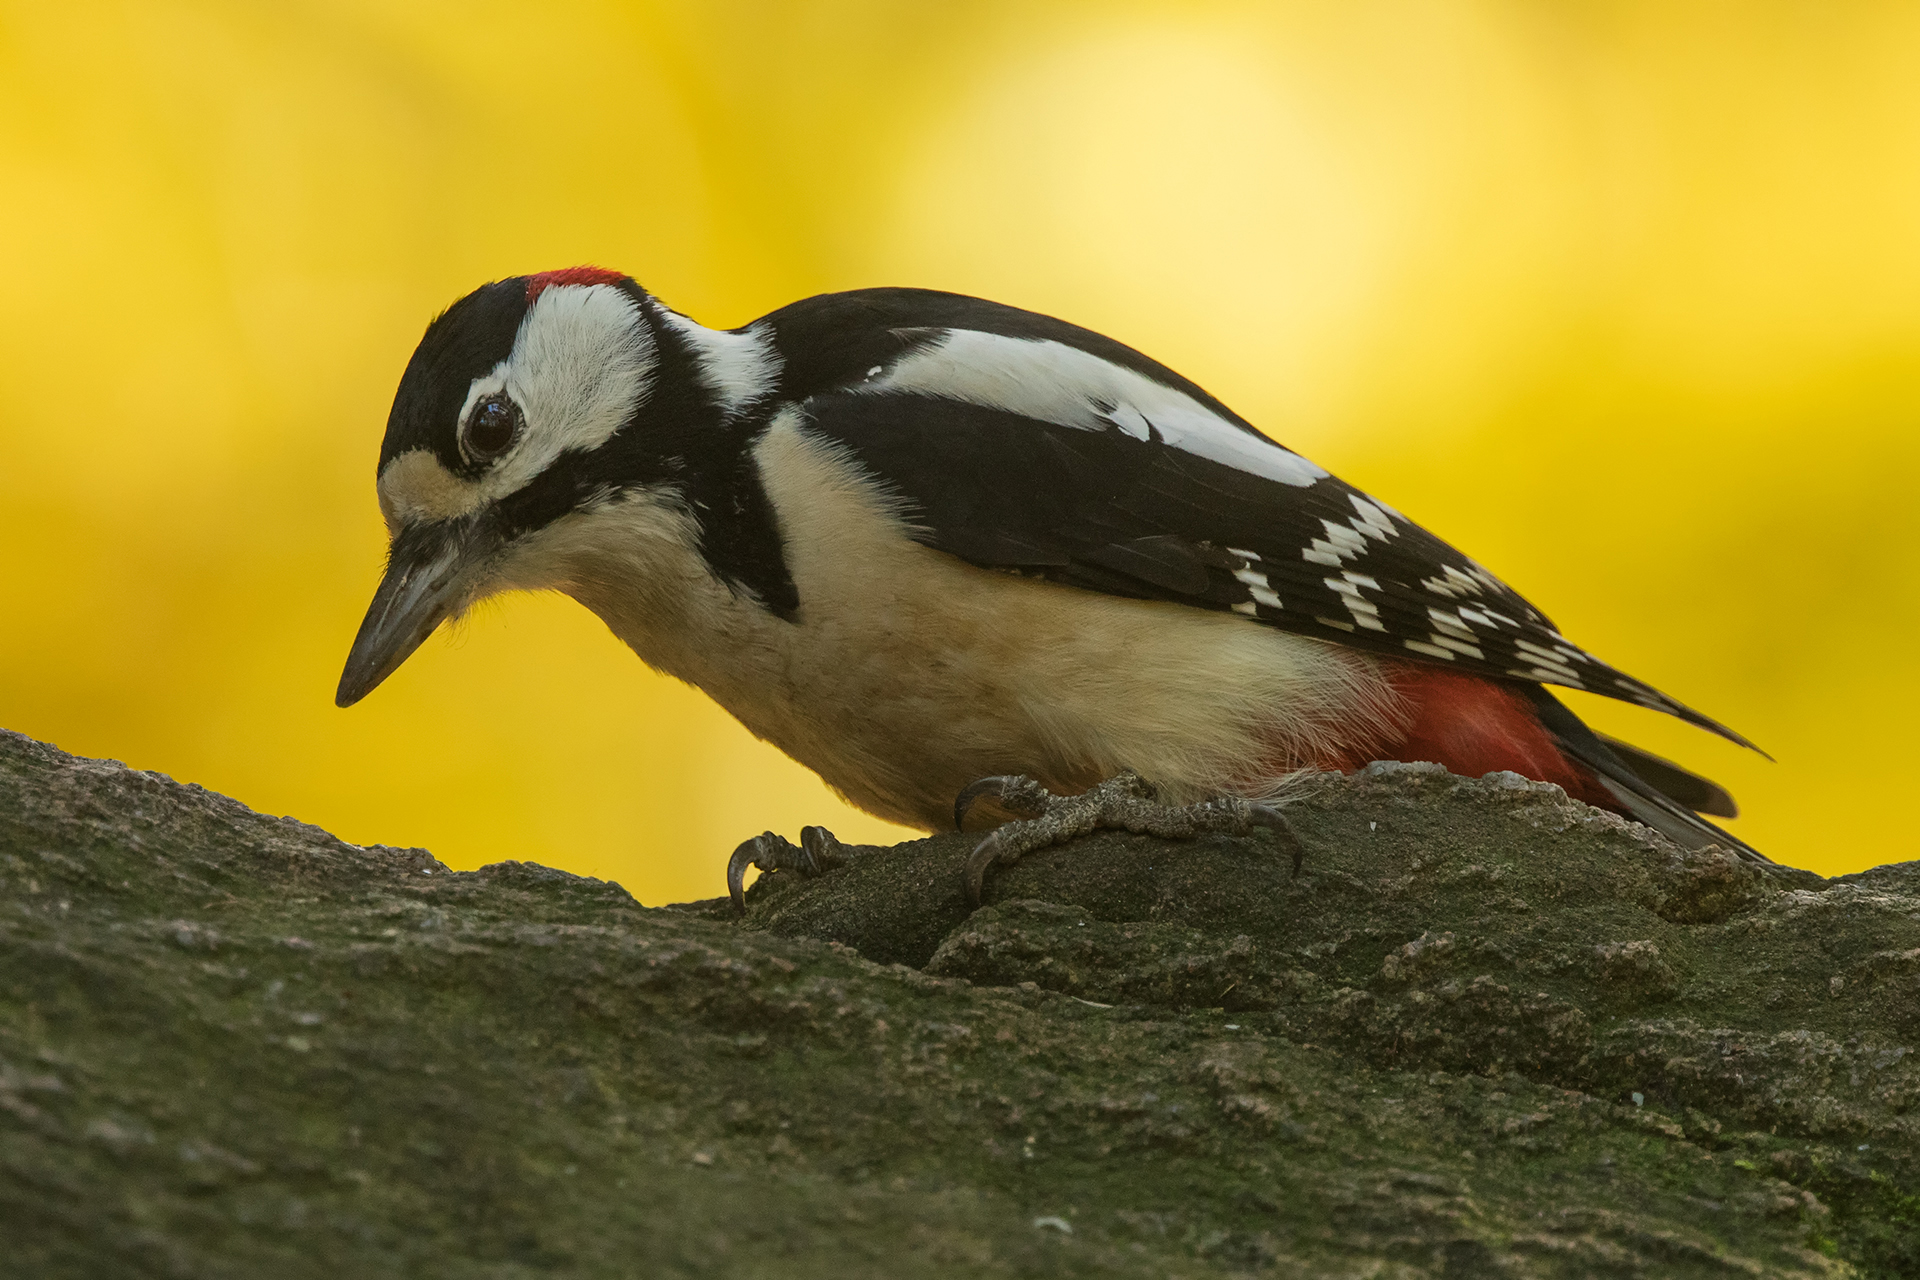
864, 330, 1328, 488
482, 283, 655, 502
658, 311, 782, 417
375, 284, 654, 536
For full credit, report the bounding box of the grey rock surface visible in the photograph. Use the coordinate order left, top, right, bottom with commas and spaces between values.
2, 728, 1914, 1276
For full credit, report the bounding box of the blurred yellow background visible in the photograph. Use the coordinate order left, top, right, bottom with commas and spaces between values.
2, 2, 1915, 899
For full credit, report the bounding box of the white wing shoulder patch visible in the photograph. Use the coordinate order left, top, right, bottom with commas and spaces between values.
860, 329, 1329, 489
781, 305, 1754, 749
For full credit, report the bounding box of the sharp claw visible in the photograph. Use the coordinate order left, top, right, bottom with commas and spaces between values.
1242, 803, 1288, 832
954, 775, 1016, 831
800, 825, 844, 873
727, 832, 779, 914
1244, 805, 1304, 877
965, 829, 1010, 905
953, 774, 1051, 831
730, 827, 854, 913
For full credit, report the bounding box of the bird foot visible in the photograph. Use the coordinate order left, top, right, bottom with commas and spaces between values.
955, 770, 1302, 905
727, 825, 850, 913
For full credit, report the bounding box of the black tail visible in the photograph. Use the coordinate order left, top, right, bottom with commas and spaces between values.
1591, 733, 1737, 818
1524, 687, 1776, 868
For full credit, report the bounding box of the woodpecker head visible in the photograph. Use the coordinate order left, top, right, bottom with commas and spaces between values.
337, 266, 691, 707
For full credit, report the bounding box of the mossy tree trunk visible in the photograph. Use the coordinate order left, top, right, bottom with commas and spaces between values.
4, 731, 1914, 1276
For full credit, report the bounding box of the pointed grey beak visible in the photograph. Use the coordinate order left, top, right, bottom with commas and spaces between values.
336, 520, 492, 707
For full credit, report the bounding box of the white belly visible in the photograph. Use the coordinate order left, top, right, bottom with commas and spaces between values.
497, 415, 1400, 830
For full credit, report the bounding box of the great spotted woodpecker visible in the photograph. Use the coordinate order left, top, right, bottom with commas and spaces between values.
337, 267, 1772, 901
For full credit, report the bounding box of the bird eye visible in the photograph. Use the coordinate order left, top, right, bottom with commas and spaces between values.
465, 395, 521, 461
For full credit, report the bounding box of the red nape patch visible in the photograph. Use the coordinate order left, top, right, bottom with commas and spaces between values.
1338, 664, 1618, 811
524, 266, 627, 301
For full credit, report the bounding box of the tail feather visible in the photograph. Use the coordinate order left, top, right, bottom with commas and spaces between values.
1524, 688, 1775, 867
1592, 733, 1738, 819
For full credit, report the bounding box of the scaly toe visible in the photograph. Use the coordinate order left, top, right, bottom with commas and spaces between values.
727, 825, 852, 913
962, 784, 1111, 905
799, 824, 850, 873
961, 772, 1305, 904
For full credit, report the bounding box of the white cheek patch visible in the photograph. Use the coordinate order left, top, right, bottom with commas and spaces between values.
658, 311, 782, 418
862, 329, 1328, 489
378, 448, 485, 528
479, 284, 657, 502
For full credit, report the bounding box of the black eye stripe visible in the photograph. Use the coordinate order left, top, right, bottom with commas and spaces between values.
464, 394, 521, 461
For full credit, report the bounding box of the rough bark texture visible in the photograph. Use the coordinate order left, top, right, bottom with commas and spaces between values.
2, 727, 1915, 1277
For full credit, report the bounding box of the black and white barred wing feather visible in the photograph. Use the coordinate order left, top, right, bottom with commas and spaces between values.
768, 289, 1753, 751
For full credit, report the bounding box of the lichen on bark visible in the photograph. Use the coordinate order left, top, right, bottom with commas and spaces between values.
3, 731, 1915, 1276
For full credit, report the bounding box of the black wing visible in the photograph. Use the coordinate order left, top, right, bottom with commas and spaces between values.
758, 288, 1757, 752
